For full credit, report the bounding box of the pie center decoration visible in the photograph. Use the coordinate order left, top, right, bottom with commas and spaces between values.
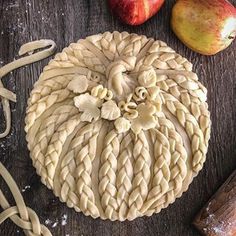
25, 31, 211, 221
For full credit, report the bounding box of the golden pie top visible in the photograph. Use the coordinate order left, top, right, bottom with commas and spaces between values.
25, 31, 211, 221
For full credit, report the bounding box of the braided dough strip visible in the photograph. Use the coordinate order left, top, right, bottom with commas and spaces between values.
161, 92, 207, 172
144, 119, 188, 215
127, 131, 151, 220
25, 89, 73, 132
75, 120, 103, 217
140, 128, 171, 213
44, 114, 82, 188
116, 133, 134, 221
59, 122, 101, 217
28, 104, 77, 182
99, 130, 121, 220
0, 162, 52, 236
57, 121, 103, 218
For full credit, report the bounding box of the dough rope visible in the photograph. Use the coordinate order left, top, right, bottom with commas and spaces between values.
44, 114, 82, 188
75, 121, 102, 217
0, 162, 52, 236
116, 133, 134, 221
143, 121, 188, 215
127, 131, 151, 220
0, 39, 56, 139
29, 104, 77, 180
99, 130, 120, 220
25, 89, 72, 132
25, 32, 211, 221
140, 128, 171, 213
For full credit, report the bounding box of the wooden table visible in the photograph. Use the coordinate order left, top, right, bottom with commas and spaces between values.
0, 1, 235, 235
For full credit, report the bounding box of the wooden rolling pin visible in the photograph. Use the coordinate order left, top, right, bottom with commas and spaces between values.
193, 170, 236, 236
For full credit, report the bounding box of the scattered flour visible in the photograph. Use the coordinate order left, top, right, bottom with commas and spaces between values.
212, 225, 225, 235
0, 2, 66, 37
22, 185, 31, 192
45, 214, 68, 228
45, 219, 53, 225
52, 221, 59, 228
61, 214, 68, 226
205, 201, 212, 212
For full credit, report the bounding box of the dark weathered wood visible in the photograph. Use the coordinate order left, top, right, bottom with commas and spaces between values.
0, 0, 236, 235
193, 170, 236, 236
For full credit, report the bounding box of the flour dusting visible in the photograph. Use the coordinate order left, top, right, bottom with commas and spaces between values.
22, 185, 31, 192
45, 214, 68, 228
212, 224, 225, 235
45, 219, 53, 225
62, 214, 68, 226
52, 221, 59, 228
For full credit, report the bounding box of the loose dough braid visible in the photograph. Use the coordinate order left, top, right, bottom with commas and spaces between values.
0, 163, 52, 236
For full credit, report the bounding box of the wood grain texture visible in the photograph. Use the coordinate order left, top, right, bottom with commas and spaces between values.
193, 170, 236, 235
0, 0, 236, 235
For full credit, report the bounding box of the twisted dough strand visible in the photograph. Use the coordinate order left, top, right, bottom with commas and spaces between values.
75, 120, 102, 217
99, 130, 120, 220
144, 119, 188, 215
127, 131, 151, 220
28, 75, 74, 106
162, 93, 207, 172
91, 85, 113, 100
44, 114, 82, 188
25, 89, 72, 132
156, 73, 210, 143
59, 123, 94, 212
116, 133, 134, 220
140, 129, 171, 213
29, 105, 77, 184
59, 121, 102, 217
0, 162, 52, 236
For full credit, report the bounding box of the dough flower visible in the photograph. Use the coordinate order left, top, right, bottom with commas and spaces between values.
74, 93, 102, 122
131, 102, 157, 134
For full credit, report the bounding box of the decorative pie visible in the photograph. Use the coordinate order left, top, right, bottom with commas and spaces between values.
25, 31, 211, 221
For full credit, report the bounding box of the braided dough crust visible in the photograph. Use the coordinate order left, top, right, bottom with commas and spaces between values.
25, 32, 211, 221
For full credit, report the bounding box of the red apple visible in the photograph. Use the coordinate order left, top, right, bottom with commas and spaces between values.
108, 0, 165, 26
171, 0, 236, 55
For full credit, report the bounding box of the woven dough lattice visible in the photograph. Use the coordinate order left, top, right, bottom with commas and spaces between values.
25, 31, 211, 221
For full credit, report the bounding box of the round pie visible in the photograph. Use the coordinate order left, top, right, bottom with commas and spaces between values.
25, 31, 211, 221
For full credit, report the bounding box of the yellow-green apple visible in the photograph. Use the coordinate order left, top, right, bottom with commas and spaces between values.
108, 0, 165, 26
171, 0, 236, 55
